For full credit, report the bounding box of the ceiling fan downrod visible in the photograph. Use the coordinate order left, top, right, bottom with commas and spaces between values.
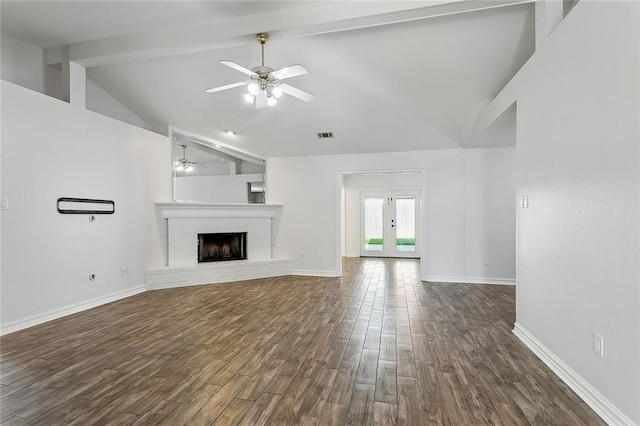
257, 33, 269, 67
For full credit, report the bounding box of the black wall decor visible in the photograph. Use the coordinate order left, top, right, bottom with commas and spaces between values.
57, 197, 115, 214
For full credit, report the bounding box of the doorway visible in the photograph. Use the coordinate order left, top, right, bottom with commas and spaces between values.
360, 190, 420, 258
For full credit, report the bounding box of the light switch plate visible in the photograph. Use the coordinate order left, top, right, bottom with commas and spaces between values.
593, 333, 604, 357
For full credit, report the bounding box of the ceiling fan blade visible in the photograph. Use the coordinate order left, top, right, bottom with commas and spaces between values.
220, 60, 257, 76
205, 81, 247, 93
280, 83, 315, 102
271, 64, 308, 80
255, 91, 268, 109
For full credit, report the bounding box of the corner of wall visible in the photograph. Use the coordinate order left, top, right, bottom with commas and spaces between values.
513, 323, 636, 426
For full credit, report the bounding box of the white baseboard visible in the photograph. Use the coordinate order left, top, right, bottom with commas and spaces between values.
513, 323, 635, 426
424, 275, 515, 285
343, 252, 359, 258
292, 269, 341, 278
1, 286, 147, 336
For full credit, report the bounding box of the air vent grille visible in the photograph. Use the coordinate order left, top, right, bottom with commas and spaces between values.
317, 132, 334, 139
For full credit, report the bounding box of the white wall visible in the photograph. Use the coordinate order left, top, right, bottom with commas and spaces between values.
1, 81, 171, 332
464, 147, 516, 282
175, 173, 264, 203
86, 79, 151, 130
1, 32, 152, 132
45, 67, 153, 131
515, 1, 639, 423
267, 147, 516, 282
1, 33, 44, 93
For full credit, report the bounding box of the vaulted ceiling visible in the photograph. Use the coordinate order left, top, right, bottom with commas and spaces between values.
1, 1, 533, 158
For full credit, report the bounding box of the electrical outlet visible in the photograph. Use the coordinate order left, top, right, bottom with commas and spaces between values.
298, 252, 304, 259
121, 265, 127, 276
0, 198, 8, 210
593, 333, 604, 357
483, 256, 489, 265
521, 194, 529, 209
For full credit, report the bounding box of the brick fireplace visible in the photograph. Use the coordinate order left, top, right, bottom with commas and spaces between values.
145, 202, 292, 289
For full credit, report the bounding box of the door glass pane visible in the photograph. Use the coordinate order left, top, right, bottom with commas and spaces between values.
395, 196, 415, 252
364, 197, 384, 251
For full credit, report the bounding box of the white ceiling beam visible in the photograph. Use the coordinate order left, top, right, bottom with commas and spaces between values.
55, 46, 85, 109
466, 0, 563, 145
69, 61, 86, 109
465, 72, 518, 146
272, 0, 535, 40
535, 0, 564, 49
46, 0, 533, 67
45, 46, 63, 66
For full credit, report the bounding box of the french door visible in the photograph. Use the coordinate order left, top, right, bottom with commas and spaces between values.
360, 190, 420, 258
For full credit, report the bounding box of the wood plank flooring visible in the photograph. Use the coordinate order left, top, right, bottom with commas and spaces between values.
1, 258, 604, 425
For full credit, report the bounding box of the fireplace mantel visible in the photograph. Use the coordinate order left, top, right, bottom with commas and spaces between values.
155, 202, 283, 219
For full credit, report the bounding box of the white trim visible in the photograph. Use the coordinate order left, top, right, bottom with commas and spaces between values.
343, 252, 359, 258
425, 276, 515, 285
0, 286, 146, 336
513, 323, 636, 426
155, 201, 283, 219
293, 269, 341, 277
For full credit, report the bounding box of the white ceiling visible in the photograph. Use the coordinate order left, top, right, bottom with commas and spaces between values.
1, 1, 314, 48
1, 1, 532, 158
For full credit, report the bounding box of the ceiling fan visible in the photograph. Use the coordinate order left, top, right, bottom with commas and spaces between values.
173, 144, 200, 173
205, 33, 315, 109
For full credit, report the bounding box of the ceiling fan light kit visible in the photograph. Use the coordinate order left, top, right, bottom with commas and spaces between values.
174, 144, 196, 173
206, 33, 315, 109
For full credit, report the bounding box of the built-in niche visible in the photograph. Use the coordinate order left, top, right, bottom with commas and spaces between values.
171, 129, 266, 203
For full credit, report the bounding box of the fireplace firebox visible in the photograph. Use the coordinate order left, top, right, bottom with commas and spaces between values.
198, 232, 247, 263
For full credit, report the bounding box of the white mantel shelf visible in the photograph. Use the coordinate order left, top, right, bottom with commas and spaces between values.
155, 202, 283, 219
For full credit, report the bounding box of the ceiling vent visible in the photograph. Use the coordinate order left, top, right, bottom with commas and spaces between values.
317, 132, 334, 139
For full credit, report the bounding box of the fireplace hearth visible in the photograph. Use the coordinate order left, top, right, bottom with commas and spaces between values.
198, 232, 247, 263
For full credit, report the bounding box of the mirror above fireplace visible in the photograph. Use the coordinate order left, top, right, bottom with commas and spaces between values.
171, 128, 266, 204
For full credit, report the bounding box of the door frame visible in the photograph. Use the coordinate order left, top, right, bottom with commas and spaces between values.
359, 189, 421, 258
337, 169, 427, 279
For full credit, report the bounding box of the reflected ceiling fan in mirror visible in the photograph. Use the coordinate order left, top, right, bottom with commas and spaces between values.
173, 144, 201, 173
205, 33, 315, 109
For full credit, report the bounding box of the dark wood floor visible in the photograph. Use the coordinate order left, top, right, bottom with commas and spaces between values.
1, 258, 603, 425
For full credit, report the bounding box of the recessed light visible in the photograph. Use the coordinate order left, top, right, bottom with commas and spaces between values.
225, 129, 236, 136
